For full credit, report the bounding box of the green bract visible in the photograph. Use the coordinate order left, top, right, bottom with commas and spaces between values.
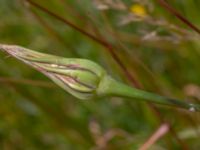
0, 44, 106, 99
1, 44, 200, 111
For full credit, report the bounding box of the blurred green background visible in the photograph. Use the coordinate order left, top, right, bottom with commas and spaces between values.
0, 0, 200, 149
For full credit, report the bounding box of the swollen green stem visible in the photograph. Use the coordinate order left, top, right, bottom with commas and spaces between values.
98, 76, 200, 112
0, 44, 200, 112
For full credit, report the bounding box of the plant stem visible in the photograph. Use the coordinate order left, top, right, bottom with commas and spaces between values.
99, 76, 200, 111
26, 0, 141, 88
156, 0, 200, 35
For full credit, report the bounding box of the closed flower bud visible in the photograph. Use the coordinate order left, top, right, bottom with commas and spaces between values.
1, 44, 200, 111
0, 44, 106, 99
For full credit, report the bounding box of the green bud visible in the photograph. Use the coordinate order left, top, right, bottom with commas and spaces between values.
1, 44, 200, 111
0, 44, 106, 99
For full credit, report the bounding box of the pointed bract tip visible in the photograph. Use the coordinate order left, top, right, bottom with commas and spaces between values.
0, 44, 21, 55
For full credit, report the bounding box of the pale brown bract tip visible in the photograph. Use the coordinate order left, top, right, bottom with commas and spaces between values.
0, 44, 24, 58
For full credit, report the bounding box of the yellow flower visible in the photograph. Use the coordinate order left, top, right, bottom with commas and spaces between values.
130, 4, 147, 18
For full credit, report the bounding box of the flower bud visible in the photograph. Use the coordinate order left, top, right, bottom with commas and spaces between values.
0, 44, 106, 99
1, 44, 200, 111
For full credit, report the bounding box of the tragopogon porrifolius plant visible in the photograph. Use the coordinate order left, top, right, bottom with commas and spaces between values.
0, 44, 200, 112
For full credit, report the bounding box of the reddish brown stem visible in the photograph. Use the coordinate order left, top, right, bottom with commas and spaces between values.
28, 8, 79, 56
139, 123, 169, 150
156, 0, 200, 35
26, 0, 141, 88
